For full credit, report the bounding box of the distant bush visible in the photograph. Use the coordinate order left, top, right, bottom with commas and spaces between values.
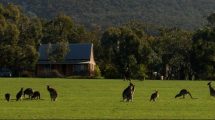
135, 64, 148, 80
21, 70, 33, 77
67, 76, 93, 79
37, 69, 64, 78
67, 74, 104, 79
94, 65, 101, 78
103, 64, 119, 79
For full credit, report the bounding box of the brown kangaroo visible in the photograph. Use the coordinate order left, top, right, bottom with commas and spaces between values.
16, 88, 23, 101
122, 82, 135, 102
175, 89, 193, 99
5, 93, 10, 102
24, 88, 33, 99
47, 85, 58, 101
31, 91, 40, 100
150, 90, 159, 102
207, 82, 215, 97
124, 67, 131, 81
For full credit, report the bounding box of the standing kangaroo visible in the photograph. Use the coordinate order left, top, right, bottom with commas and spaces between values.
124, 67, 131, 81
122, 82, 135, 102
16, 88, 23, 101
175, 89, 193, 99
47, 85, 58, 101
207, 82, 215, 97
150, 90, 159, 102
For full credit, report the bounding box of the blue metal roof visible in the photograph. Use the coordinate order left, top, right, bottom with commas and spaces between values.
38, 43, 93, 63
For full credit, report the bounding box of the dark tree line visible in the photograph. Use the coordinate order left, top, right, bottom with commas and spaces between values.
0, 4, 41, 76
0, 4, 214, 80
98, 19, 215, 80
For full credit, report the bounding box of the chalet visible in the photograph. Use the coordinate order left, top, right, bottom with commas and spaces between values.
36, 43, 96, 76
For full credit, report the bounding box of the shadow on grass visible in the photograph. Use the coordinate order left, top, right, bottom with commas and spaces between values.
0, 98, 45, 102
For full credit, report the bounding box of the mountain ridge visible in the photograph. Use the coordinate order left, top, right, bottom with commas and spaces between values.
1, 0, 215, 30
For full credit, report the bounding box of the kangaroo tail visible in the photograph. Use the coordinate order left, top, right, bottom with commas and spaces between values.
175, 93, 180, 98
150, 97, 152, 101
188, 92, 198, 99
187, 92, 193, 99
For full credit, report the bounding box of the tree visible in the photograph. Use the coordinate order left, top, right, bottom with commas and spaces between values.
101, 24, 153, 79
48, 41, 69, 62
42, 14, 73, 44
155, 28, 193, 80
101, 27, 140, 78
192, 27, 215, 80
0, 4, 41, 76
207, 13, 215, 27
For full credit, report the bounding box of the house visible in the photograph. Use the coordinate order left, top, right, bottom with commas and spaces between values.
36, 43, 96, 76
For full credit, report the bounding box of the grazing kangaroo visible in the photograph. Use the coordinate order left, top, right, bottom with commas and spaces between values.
122, 82, 135, 102
5, 93, 10, 102
16, 88, 23, 101
24, 88, 33, 99
207, 82, 215, 97
31, 91, 40, 100
175, 89, 193, 99
47, 85, 58, 101
150, 90, 159, 102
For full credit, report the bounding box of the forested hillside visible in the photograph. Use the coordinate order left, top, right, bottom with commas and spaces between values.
0, 3, 214, 80
0, 0, 215, 30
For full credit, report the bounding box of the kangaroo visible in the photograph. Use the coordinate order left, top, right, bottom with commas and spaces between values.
16, 88, 23, 101
47, 85, 58, 101
31, 91, 40, 100
207, 82, 215, 97
175, 89, 193, 99
5, 93, 10, 102
24, 88, 33, 99
122, 82, 135, 102
150, 90, 159, 102
124, 67, 131, 81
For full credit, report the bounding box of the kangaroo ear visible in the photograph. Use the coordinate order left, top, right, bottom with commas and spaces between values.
130, 82, 134, 86
208, 82, 211, 85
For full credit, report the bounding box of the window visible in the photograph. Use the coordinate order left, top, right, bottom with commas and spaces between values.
73, 65, 87, 72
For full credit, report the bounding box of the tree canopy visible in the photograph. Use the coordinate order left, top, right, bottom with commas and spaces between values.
0, 3, 214, 80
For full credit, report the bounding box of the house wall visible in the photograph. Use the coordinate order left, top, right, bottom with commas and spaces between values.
66, 64, 73, 75
36, 64, 94, 76
88, 64, 95, 76
72, 64, 89, 76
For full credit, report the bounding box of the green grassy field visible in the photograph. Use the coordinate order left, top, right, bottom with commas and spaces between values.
0, 78, 214, 119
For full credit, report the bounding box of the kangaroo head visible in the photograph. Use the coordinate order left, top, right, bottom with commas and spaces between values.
208, 82, 212, 86
129, 82, 135, 87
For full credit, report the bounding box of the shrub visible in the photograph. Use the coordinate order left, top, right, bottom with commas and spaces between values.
103, 64, 119, 79
135, 64, 148, 80
94, 65, 101, 78
21, 70, 33, 77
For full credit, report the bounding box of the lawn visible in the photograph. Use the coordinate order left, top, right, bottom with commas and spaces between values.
0, 78, 214, 119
